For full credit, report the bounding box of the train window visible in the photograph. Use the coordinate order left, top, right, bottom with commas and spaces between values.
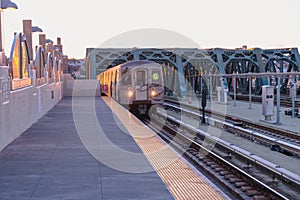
152, 71, 161, 83
115, 70, 118, 83
121, 68, 132, 85
136, 70, 146, 86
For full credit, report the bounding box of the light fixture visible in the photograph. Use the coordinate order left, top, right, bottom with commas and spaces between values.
1, 0, 18, 10
127, 88, 133, 97
151, 88, 156, 97
32, 26, 43, 33
0, 0, 18, 54
45, 39, 53, 43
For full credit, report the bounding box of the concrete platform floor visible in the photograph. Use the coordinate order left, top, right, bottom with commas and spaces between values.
0, 98, 173, 200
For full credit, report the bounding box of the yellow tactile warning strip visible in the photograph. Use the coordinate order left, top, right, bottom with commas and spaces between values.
103, 97, 224, 200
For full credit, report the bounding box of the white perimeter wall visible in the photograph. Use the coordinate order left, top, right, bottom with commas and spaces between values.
0, 66, 63, 151
63, 74, 100, 97
0, 71, 100, 152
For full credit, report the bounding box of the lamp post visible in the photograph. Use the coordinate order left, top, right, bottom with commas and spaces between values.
31, 25, 43, 59
0, 0, 18, 52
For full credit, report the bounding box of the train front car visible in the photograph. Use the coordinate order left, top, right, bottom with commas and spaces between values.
118, 61, 164, 115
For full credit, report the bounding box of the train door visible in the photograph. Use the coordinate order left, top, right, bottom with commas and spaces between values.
114, 69, 118, 99
109, 71, 113, 96
135, 69, 148, 100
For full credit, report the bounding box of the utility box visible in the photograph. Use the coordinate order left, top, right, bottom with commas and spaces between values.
216, 86, 221, 102
223, 87, 228, 104
262, 85, 274, 120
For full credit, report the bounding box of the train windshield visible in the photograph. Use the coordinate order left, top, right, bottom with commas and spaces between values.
152, 71, 161, 84
136, 70, 147, 86
121, 68, 132, 85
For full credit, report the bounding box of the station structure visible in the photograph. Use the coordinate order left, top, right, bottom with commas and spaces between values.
0, 10, 299, 199
86, 47, 300, 97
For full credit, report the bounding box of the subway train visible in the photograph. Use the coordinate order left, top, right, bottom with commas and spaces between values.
97, 60, 164, 114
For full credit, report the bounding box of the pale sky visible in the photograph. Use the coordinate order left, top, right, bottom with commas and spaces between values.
3, 0, 300, 58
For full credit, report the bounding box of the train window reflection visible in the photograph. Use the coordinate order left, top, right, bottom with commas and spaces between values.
122, 71, 131, 85
136, 70, 146, 86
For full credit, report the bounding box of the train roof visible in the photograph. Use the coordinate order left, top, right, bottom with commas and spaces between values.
120, 60, 160, 69
99, 60, 161, 77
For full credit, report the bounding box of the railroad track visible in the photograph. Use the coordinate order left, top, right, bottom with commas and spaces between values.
141, 108, 300, 200
164, 98, 300, 157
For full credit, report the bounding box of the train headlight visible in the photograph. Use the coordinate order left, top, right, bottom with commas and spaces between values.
151, 88, 156, 97
128, 88, 133, 97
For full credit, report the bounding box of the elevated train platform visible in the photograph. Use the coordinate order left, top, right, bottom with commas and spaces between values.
193, 97, 300, 136
0, 97, 227, 200
178, 97, 300, 175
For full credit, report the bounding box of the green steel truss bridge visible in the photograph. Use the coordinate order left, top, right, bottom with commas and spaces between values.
86, 47, 300, 97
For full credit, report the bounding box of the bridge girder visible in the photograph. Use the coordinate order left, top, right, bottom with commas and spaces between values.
86, 47, 300, 97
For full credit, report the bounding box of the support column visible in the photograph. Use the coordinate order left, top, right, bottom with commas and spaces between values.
133, 48, 139, 60
254, 48, 268, 90
292, 48, 300, 73
175, 50, 186, 97
215, 48, 228, 88
276, 76, 281, 125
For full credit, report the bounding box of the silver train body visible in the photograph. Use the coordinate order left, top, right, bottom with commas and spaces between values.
97, 60, 164, 114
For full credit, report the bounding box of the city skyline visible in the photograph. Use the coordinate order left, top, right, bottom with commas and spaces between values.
3, 0, 300, 58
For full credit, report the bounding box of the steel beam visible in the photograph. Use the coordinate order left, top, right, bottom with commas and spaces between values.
86, 47, 300, 96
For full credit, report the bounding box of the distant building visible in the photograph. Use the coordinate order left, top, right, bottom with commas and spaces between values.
235, 45, 248, 50
68, 58, 85, 79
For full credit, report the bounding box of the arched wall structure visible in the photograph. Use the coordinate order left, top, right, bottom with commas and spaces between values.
33, 45, 47, 86
46, 52, 54, 83
53, 57, 60, 82
8, 33, 31, 90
